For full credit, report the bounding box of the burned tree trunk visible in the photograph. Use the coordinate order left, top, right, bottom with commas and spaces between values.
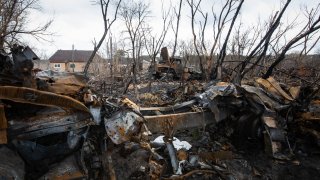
187, 0, 207, 80
213, 0, 244, 80
171, 0, 183, 58
84, 0, 122, 77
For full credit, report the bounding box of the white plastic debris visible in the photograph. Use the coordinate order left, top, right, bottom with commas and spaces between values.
152, 135, 192, 150
90, 106, 101, 124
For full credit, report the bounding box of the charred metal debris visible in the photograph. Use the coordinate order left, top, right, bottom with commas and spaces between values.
0, 46, 319, 179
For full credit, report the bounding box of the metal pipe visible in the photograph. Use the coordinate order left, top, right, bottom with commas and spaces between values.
166, 140, 179, 174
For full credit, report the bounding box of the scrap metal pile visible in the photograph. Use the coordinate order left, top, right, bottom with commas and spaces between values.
0, 46, 319, 179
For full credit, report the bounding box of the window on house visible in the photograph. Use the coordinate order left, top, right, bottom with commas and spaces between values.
54, 64, 60, 68
70, 63, 75, 68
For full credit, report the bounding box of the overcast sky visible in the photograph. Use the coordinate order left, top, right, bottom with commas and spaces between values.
27, 0, 320, 59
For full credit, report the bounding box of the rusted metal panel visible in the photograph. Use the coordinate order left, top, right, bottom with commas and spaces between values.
0, 86, 89, 112
104, 110, 143, 144
256, 77, 293, 101
241, 85, 283, 110
140, 99, 197, 114
144, 111, 214, 133
42, 73, 86, 96
51, 171, 84, 180
301, 112, 320, 121
9, 111, 92, 140
262, 115, 287, 158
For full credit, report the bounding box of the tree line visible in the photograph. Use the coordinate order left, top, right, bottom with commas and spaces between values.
1, 0, 320, 85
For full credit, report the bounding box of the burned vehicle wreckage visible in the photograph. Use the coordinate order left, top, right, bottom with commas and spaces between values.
0, 45, 319, 179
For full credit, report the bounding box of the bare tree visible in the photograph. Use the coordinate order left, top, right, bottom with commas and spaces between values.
195, 0, 242, 79
187, 0, 244, 80
83, 0, 122, 77
171, 0, 183, 58
0, 0, 53, 50
179, 39, 195, 67
187, 0, 206, 79
143, 1, 172, 91
224, 22, 253, 78
144, 1, 172, 68
263, 3, 320, 79
226, 1, 320, 81
120, 0, 150, 66
232, 0, 292, 83
298, 5, 320, 57
213, 0, 244, 80
119, 0, 150, 97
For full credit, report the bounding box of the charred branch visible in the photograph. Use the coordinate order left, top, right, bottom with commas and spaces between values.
83, 0, 122, 77
213, 0, 244, 80
263, 5, 320, 79
234, 0, 292, 83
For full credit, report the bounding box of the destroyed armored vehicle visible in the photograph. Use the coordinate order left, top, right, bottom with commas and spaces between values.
153, 47, 202, 80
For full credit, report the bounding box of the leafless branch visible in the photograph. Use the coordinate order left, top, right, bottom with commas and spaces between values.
84, 0, 122, 76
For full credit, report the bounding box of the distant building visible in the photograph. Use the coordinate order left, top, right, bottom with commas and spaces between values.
48, 50, 104, 73
32, 60, 50, 71
139, 55, 151, 71
112, 55, 152, 74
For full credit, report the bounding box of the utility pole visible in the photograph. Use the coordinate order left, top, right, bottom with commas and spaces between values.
110, 35, 114, 94
72, 44, 75, 72
110, 36, 113, 79
110, 33, 114, 84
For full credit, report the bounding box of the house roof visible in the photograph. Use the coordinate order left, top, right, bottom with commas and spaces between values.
49, 50, 99, 63
24, 46, 40, 60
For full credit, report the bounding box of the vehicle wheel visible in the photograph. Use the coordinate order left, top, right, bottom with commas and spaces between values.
0, 146, 25, 180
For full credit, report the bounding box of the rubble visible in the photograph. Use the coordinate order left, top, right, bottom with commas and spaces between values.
0, 45, 319, 179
